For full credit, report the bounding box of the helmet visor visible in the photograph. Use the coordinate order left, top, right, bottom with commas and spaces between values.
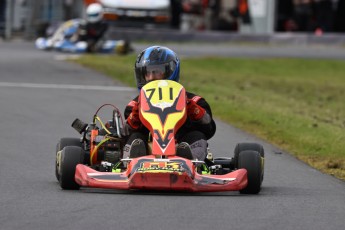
145, 64, 166, 80
87, 13, 101, 22
88, 13, 100, 17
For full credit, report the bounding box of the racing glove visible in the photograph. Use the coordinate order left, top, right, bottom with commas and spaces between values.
127, 102, 141, 129
187, 99, 206, 121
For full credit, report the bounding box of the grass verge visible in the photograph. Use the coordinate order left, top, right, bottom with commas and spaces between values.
72, 54, 345, 181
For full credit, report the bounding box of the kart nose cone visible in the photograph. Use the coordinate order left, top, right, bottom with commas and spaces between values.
129, 171, 194, 191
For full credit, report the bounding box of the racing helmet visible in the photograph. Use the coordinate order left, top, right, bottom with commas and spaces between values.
86, 3, 103, 23
134, 46, 180, 89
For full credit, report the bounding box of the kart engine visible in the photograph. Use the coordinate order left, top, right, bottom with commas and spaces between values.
71, 104, 125, 166
95, 138, 122, 164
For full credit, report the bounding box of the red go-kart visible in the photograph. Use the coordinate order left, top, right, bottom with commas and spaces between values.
55, 80, 264, 193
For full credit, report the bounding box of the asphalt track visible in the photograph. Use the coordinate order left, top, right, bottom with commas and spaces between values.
0, 41, 344, 230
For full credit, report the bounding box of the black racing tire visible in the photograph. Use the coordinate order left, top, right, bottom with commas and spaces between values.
59, 146, 84, 190
55, 138, 82, 181
234, 143, 264, 168
238, 150, 263, 194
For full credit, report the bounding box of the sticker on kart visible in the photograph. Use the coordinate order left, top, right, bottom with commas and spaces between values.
137, 161, 185, 173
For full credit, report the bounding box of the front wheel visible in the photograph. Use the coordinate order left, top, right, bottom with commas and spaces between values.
234, 143, 264, 168
59, 146, 84, 190
238, 150, 263, 194
55, 138, 82, 181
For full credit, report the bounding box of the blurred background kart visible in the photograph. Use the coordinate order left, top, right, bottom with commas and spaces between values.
35, 18, 132, 54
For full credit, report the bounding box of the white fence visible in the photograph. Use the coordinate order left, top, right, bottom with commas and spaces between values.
1, 0, 83, 39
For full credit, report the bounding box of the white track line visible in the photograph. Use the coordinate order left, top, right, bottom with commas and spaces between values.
54, 54, 81, 61
0, 82, 135, 92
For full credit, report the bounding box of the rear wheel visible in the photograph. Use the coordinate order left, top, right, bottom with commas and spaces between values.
55, 138, 82, 181
238, 150, 263, 194
59, 146, 84, 190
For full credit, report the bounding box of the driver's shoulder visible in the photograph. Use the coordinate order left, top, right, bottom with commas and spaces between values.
186, 91, 203, 102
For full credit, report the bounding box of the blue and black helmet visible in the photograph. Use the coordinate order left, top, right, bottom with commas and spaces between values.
134, 46, 180, 89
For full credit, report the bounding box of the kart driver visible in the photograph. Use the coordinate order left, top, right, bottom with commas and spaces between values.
75, 3, 109, 52
65, 3, 130, 54
123, 46, 216, 161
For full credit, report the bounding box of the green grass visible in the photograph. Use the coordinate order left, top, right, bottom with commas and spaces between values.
72, 54, 345, 180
